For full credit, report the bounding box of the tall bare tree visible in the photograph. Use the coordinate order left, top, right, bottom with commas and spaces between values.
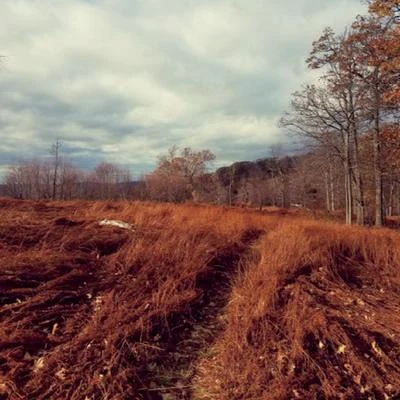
50, 138, 63, 200
280, 82, 356, 224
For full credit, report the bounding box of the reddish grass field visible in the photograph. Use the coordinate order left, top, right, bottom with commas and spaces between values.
0, 198, 400, 400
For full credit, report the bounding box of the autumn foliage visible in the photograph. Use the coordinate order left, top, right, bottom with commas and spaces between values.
370, 0, 400, 17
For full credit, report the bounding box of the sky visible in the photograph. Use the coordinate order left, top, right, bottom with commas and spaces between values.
0, 0, 366, 178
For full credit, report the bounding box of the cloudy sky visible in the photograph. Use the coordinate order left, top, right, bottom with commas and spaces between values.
0, 0, 366, 178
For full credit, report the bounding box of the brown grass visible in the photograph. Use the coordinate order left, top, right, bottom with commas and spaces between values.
0, 198, 399, 399
194, 222, 400, 399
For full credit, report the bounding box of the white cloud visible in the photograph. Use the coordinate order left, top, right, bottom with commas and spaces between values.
0, 0, 366, 178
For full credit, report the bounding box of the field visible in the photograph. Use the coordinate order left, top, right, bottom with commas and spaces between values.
1, 199, 400, 400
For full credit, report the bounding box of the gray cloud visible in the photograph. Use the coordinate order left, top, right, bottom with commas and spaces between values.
0, 0, 365, 178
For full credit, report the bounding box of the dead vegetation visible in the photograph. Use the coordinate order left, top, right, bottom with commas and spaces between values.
0, 198, 400, 399
195, 223, 400, 399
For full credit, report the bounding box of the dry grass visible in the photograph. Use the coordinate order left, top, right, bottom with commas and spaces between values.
194, 222, 400, 399
0, 198, 399, 399
0, 199, 269, 399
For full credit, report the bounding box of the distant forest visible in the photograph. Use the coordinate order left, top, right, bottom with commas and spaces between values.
2, 0, 399, 226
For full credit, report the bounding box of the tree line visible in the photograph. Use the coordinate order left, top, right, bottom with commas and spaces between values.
4, 140, 399, 226
3, 139, 133, 200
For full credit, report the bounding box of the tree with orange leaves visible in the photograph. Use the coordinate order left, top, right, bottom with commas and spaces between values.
367, 0, 400, 103
344, 12, 399, 225
281, 1, 399, 226
369, 0, 400, 18
145, 146, 216, 203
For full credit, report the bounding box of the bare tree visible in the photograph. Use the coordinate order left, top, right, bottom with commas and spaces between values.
280, 82, 356, 224
91, 162, 132, 200
50, 138, 63, 200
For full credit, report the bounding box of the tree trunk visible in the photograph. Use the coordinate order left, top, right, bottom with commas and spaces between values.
51, 139, 62, 201
325, 171, 331, 211
344, 131, 353, 225
349, 85, 365, 225
52, 167, 57, 200
352, 129, 365, 225
345, 169, 353, 225
387, 174, 395, 218
329, 161, 336, 212
373, 80, 383, 226
397, 182, 400, 225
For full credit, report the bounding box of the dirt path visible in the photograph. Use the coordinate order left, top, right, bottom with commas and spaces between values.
139, 230, 263, 400
0, 200, 266, 400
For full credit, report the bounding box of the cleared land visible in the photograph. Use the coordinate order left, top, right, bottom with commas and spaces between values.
0, 199, 400, 400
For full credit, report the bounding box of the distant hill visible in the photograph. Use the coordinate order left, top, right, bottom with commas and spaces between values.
215, 155, 299, 186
